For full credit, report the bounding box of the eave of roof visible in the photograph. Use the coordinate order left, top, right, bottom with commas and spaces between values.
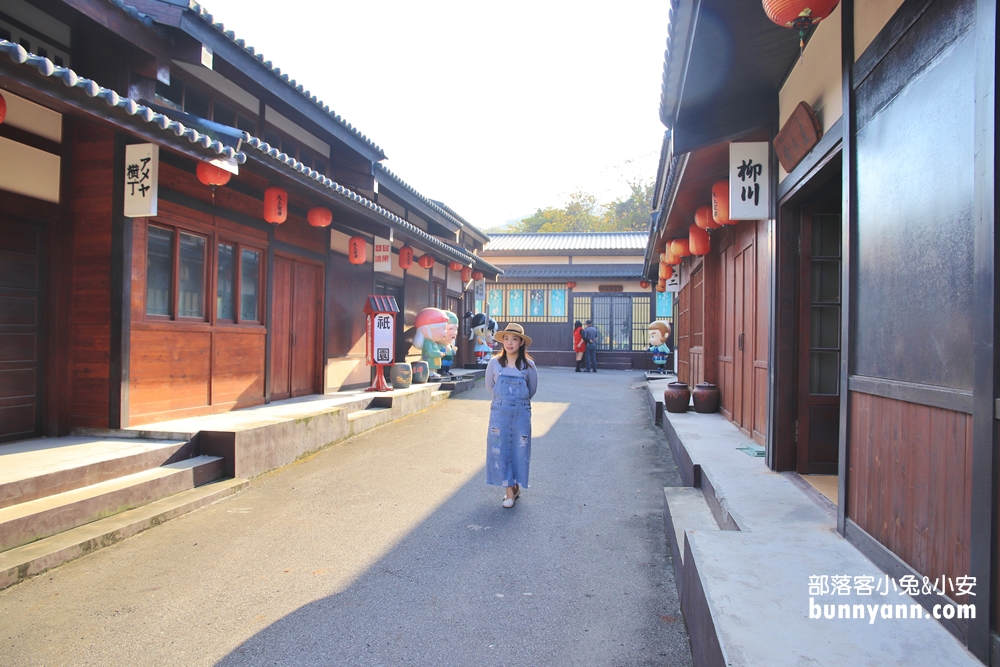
0, 40, 245, 162
431, 199, 490, 244
141, 0, 386, 162
497, 264, 644, 280
243, 136, 501, 277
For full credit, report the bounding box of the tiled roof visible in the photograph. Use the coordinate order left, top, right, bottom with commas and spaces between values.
498, 264, 644, 280
483, 232, 649, 253
431, 199, 490, 243
0, 40, 245, 162
243, 136, 501, 275
375, 164, 465, 231
167, 1, 385, 158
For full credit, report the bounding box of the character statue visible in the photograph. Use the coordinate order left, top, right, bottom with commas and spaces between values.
412, 308, 450, 376
648, 321, 672, 373
439, 310, 459, 376
466, 311, 498, 366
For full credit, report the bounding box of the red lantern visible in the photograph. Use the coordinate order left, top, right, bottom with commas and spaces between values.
348, 236, 366, 264
695, 204, 721, 230
689, 224, 711, 256
448, 261, 462, 272
670, 238, 690, 257
762, 0, 841, 51
418, 254, 434, 269
307, 206, 332, 228
664, 248, 679, 265
263, 186, 288, 224
712, 180, 735, 225
0, 92, 6, 125
656, 280, 667, 293
461, 267, 472, 283
472, 270, 484, 281
566, 281, 577, 289
640, 280, 651, 289
659, 262, 674, 281
196, 161, 231, 187
398, 246, 414, 270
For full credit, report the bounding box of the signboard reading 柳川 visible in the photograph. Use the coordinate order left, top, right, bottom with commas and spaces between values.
124, 143, 159, 217
729, 142, 769, 220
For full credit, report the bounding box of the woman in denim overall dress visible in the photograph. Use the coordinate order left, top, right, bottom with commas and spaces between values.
485, 323, 538, 508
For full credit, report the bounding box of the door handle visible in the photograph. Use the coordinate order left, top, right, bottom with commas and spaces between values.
738, 332, 744, 352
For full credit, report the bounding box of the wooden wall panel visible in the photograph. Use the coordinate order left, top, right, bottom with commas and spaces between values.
212, 331, 265, 405
848, 391, 973, 602
129, 329, 211, 418
275, 214, 327, 256
68, 123, 113, 428
676, 284, 691, 385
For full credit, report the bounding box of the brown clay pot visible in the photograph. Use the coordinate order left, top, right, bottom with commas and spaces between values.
663, 382, 691, 413
692, 383, 720, 413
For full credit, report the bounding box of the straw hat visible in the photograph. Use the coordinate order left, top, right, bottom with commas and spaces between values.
497, 323, 532, 347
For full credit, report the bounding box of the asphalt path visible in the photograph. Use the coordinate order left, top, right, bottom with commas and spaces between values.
0, 368, 692, 666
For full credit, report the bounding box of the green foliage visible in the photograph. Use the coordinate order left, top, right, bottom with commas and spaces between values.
508, 180, 654, 234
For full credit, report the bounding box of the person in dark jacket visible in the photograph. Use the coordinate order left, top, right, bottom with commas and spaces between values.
581, 320, 600, 372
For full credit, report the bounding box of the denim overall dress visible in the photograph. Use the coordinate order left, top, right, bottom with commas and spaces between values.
486, 368, 532, 488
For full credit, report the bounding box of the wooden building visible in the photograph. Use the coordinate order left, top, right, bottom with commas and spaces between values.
481, 232, 668, 369
646, 0, 995, 659
0, 0, 498, 440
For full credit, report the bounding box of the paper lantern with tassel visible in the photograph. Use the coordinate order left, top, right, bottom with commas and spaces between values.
712, 180, 736, 225
398, 246, 414, 270
665, 247, 679, 265
348, 236, 366, 264
659, 262, 674, 281
472, 270, 484, 281
670, 238, 690, 257
263, 187, 287, 224
695, 204, 721, 230
689, 224, 711, 256
566, 281, 577, 289
461, 267, 472, 283
639, 280, 651, 289
196, 161, 231, 187
418, 254, 434, 269
448, 261, 462, 272
656, 280, 667, 293
307, 206, 332, 228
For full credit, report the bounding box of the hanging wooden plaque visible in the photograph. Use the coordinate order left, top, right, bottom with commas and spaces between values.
774, 101, 823, 173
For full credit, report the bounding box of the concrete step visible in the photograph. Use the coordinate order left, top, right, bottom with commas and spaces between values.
0, 455, 224, 552
663, 487, 720, 599
0, 477, 247, 591
0, 437, 193, 510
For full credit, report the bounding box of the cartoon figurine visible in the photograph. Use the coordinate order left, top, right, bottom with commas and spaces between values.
648, 321, 672, 373
412, 308, 451, 376
439, 310, 459, 377
466, 311, 498, 366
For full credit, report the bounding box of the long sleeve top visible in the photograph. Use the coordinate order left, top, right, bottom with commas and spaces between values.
485, 356, 538, 400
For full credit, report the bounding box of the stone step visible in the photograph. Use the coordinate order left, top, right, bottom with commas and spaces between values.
662, 487, 720, 599
0, 477, 247, 591
0, 437, 194, 510
0, 455, 224, 552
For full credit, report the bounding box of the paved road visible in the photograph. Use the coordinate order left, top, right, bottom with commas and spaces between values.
0, 368, 692, 667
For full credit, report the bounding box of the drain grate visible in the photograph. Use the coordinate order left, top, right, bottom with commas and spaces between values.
736, 443, 766, 457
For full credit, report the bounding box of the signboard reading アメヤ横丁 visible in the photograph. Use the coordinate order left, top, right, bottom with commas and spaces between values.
124, 143, 159, 217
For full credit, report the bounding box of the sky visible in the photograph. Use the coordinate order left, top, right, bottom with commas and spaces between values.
198, 0, 670, 230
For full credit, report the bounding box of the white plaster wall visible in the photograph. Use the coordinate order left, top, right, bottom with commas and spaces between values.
856, 0, 907, 61
0, 137, 60, 203
2, 91, 62, 142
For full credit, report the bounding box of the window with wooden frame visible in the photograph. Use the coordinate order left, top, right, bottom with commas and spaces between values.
145, 224, 209, 321
215, 241, 265, 324
433, 282, 445, 309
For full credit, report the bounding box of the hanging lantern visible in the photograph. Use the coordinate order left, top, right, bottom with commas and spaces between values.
448, 261, 463, 272
418, 254, 434, 269
762, 0, 841, 53
263, 186, 288, 224
348, 236, 367, 264
640, 280, 651, 289
712, 180, 735, 225
689, 224, 711, 256
567, 281, 577, 289
472, 270, 484, 281
0, 92, 6, 125
398, 246, 414, 270
461, 267, 472, 283
307, 206, 332, 228
659, 262, 674, 281
656, 280, 667, 293
695, 204, 721, 230
665, 247, 679, 265
670, 238, 690, 257
196, 161, 231, 188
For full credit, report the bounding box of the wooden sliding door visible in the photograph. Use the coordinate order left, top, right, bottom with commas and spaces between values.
271, 256, 322, 400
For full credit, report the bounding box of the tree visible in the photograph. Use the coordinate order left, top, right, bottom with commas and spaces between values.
505, 180, 653, 234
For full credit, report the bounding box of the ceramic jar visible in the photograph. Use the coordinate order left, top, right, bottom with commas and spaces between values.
692, 383, 720, 413
390, 363, 412, 389
411, 361, 430, 384
663, 382, 691, 413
